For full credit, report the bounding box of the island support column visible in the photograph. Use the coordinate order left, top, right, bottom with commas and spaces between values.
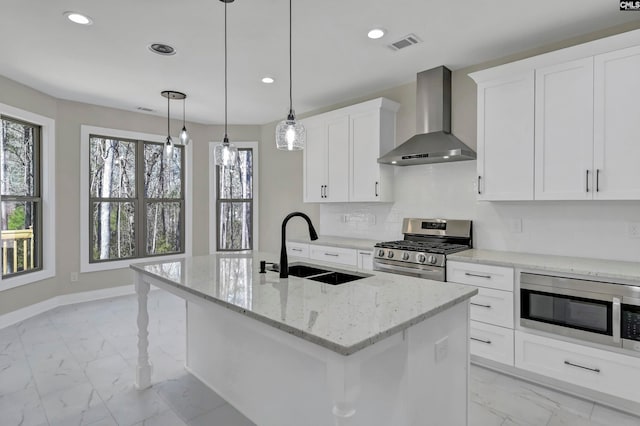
135, 273, 152, 389
327, 352, 361, 425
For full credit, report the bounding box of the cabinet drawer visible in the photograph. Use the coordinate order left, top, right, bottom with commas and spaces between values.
309, 245, 357, 266
470, 321, 514, 366
447, 261, 514, 291
470, 287, 514, 329
286, 242, 309, 258
515, 331, 640, 403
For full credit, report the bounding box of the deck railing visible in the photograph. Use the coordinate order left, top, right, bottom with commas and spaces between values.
2, 227, 34, 275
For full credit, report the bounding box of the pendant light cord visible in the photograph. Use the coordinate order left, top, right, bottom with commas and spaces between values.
167, 93, 170, 140
289, 0, 293, 114
224, 1, 228, 140
182, 98, 186, 125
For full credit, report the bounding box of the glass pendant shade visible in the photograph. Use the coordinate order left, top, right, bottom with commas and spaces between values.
276, 111, 305, 151
179, 126, 189, 144
165, 135, 174, 156
214, 138, 238, 167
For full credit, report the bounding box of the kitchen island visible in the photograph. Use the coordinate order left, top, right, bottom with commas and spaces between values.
130, 252, 477, 426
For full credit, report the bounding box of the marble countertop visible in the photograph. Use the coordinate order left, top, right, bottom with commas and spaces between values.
287, 235, 380, 251
131, 252, 476, 356
449, 249, 640, 284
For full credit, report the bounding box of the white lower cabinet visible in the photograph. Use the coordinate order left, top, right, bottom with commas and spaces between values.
515, 331, 640, 403
286, 242, 309, 258
446, 261, 514, 292
470, 321, 514, 366
309, 245, 358, 267
470, 287, 514, 329
357, 250, 373, 270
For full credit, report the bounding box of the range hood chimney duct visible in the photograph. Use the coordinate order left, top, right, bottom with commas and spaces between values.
378, 66, 476, 166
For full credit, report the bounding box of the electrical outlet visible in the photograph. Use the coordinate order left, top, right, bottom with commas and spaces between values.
629, 223, 640, 239
435, 336, 448, 362
70, 272, 78, 282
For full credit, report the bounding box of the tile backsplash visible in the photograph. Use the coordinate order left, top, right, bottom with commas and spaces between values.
320, 161, 640, 262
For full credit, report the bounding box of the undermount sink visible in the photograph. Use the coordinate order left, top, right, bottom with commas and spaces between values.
269, 262, 371, 285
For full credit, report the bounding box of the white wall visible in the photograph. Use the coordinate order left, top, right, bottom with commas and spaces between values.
320, 161, 640, 262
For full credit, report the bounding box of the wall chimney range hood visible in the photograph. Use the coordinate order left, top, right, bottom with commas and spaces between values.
378, 66, 476, 166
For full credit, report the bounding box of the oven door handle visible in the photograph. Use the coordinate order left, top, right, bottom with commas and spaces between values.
374, 263, 440, 276
613, 297, 621, 344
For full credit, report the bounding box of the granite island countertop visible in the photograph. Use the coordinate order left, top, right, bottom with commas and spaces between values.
449, 249, 640, 284
131, 251, 476, 355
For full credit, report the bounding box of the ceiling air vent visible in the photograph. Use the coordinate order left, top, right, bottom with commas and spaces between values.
389, 34, 421, 51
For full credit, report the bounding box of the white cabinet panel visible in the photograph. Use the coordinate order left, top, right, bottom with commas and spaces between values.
286, 242, 309, 258
470, 287, 514, 329
515, 331, 640, 403
326, 116, 350, 202
357, 250, 373, 270
470, 321, 514, 366
477, 72, 535, 200
309, 245, 357, 266
446, 261, 514, 292
303, 119, 327, 203
535, 58, 594, 200
350, 110, 380, 202
594, 45, 640, 200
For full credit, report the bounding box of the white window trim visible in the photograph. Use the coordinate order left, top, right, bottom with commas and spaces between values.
209, 141, 259, 254
0, 103, 56, 291
80, 125, 192, 273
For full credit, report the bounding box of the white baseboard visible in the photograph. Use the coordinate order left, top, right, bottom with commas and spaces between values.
0, 284, 136, 329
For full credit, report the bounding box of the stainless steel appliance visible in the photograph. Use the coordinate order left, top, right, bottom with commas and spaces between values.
373, 218, 472, 281
520, 272, 640, 352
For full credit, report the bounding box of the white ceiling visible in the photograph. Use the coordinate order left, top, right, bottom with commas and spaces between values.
1, 0, 638, 125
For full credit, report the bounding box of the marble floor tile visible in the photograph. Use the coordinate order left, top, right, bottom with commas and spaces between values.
0, 358, 35, 396
188, 403, 256, 426
40, 381, 114, 426
590, 403, 640, 426
468, 400, 506, 426
83, 353, 135, 402
154, 373, 227, 422
0, 383, 49, 426
132, 409, 187, 426
547, 409, 607, 426
103, 387, 170, 426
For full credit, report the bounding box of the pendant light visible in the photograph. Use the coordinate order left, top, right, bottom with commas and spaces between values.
161, 90, 187, 155
275, 0, 305, 151
213, 0, 239, 167
179, 96, 189, 145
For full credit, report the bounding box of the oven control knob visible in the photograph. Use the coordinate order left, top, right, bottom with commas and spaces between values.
402, 252, 410, 261
377, 249, 385, 257
387, 251, 394, 259
428, 255, 437, 264
417, 254, 426, 263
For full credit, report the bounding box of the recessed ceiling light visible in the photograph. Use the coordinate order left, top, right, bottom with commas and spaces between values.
367, 28, 385, 39
261, 77, 275, 84
64, 12, 93, 25
148, 43, 176, 56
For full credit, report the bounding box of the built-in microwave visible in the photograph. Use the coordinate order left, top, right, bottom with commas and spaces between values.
520, 272, 640, 352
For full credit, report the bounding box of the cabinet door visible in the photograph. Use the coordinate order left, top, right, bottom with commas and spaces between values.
357, 250, 374, 270
325, 115, 350, 202
350, 110, 381, 202
594, 45, 640, 200
303, 119, 327, 203
477, 72, 535, 200
535, 58, 594, 200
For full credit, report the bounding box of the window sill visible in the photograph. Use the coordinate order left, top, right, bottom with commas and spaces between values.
80, 253, 189, 273
0, 268, 55, 292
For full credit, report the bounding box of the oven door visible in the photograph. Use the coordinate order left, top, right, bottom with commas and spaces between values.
373, 259, 444, 281
520, 274, 621, 347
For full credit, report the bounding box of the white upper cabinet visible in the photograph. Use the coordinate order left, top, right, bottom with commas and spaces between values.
302, 98, 399, 203
471, 29, 640, 201
594, 45, 640, 200
476, 72, 535, 201
535, 58, 594, 200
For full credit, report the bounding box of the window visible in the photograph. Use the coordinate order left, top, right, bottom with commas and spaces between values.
1, 115, 42, 278
216, 148, 254, 251
88, 135, 184, 263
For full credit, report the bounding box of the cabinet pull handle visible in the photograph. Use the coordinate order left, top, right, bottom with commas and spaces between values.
471, 337, 492, 345
586, 170, 590, 193
471, 302, 492, 309
324, 185, 328, 199
291, 248, 303, 252
596, 169, 600, 192
320, 185, 324, 198
564, 360, 600, 373
375, 181, 379, 197
360, 252, 371, 256
324, 253, 339, 257
477, 176, 482, 195
465, 272, 491, 279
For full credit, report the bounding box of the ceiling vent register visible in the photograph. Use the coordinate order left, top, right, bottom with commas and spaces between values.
389, 34, 421, 51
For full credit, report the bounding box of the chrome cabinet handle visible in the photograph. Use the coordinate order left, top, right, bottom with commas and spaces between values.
471, 302, 492, 309
586, 170, 590, 193
360, 252, 371, 256
465, 272, 491, 279
613, 297, 621, 343
291, 248, 303, 252
324, 253, 339, 257
471, 337, 492, 345
375, 181, 379, 197
564, 360, 600, 373
596, 169, 600, 192
324, 185, 328, 198
320, 185, 324, 198
477, 176, 482, 195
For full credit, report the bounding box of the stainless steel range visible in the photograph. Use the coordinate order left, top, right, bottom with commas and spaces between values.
373, 218, 472, 281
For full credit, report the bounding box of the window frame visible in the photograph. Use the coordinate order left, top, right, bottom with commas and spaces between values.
0, 103, 55, 291
209, 141, 259, 254
81, 125, 192, 273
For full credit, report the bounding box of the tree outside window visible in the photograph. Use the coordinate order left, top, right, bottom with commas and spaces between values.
217, 149, 253, 251
89, 136, 184, 262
